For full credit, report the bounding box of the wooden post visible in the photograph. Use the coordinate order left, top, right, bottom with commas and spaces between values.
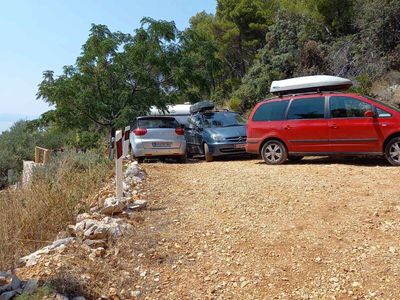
44, 149, 51, 164
34, 146, 51, 164
115, 130, 123, 199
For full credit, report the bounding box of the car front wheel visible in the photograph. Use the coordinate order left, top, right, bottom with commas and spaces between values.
385, 137, 400, 166
204, 143, 213, 162
261, 140, 287, 165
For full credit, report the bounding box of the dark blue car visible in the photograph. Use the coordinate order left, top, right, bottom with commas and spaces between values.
185, 109, 248, 162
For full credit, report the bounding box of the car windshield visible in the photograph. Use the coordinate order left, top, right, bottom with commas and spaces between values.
366, 97, 400, 113
202, 112, 247, 128
138, 117, 179, 128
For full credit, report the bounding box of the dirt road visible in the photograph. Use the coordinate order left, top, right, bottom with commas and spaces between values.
133, 157, 400, 299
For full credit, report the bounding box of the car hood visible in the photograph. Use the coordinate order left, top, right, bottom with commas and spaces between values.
204, 125, 247, 138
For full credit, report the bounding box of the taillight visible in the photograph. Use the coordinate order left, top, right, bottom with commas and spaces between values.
175, 127, 184, 135
133, 128, 147, 136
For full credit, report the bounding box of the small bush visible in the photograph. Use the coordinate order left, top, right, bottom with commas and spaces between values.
0, 151, 112, 270
228, 97, 242, 112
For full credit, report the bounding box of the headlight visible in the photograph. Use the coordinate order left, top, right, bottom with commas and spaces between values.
211, 134, 225, 142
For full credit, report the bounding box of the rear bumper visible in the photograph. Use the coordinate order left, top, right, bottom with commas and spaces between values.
132, 142, 186, 157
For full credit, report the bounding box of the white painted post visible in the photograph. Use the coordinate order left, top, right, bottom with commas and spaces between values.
115, 130, 123, 199
123, 126, 130, 157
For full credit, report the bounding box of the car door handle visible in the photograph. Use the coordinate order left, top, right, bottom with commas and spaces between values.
284, 125, 292, 130
330, 124, 339, 129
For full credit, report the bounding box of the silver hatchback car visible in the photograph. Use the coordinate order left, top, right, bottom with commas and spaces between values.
130, 116, 187, 163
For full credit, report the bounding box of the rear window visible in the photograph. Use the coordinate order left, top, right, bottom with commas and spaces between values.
287, 97, 325, 120
252, 100, 289, 121
137, 118, 179, 128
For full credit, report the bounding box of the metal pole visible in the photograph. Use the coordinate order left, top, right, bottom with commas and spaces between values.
115, 130, 123, 199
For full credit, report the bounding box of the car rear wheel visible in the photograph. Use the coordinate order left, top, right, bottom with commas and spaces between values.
204, 143, 213, 162
261, 140, 287, 165
288, 156, 303, 162
385, 137, 400, 166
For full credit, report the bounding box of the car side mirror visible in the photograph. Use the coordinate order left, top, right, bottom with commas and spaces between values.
364, 110, 375, 118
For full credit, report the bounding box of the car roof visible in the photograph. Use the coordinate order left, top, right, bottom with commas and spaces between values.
260, 91, 362, 104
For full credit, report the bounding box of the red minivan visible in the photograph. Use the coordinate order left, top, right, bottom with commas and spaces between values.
246, 92, 400, 165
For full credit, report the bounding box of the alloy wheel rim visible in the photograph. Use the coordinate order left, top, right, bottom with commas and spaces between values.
265, 144, 282, 163
389, 142, 400, 162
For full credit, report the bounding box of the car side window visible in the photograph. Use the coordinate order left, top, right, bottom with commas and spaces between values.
194, 115, 202, 127
185, 117, 195, 129
287, 97, 325, 120
252, 101, 289, 121
376, 107, 392, 118
330, 96, 372, 118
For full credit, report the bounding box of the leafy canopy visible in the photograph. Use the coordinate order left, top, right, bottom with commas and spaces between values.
37, 18, 181, 131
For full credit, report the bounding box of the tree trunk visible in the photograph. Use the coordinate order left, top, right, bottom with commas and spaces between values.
108, 126, 116, 160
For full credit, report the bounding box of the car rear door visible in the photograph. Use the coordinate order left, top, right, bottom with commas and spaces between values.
328, 95, 381, 153
284, 96, 330, 153
184, 115, 203, 154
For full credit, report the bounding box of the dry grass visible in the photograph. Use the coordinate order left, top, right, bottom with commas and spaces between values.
0, 151, 112, 270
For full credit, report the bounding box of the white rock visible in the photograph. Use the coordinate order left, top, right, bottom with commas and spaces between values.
20, 238, 75, 267
128, 200, 148, 211
76, 213, 91, 223
125, 162, 141, 178
76, 217, 132, 241
131, 290, 141, 297
101, 197, 126, 215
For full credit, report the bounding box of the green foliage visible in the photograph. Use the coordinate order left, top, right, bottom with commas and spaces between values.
227, 97, 242, 111
0, 121, 41, 187
16, 287, 53, 300
37, 19, 181, 132
28, 1, 400, 159
353, 73, 374, 96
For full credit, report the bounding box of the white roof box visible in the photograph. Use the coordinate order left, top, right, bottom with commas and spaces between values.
150, 104, 191, 116
270, 75, 353, 95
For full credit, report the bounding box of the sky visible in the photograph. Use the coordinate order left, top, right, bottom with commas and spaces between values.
0, 0, 216, 133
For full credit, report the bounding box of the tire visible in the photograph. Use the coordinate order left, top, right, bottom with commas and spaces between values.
385, 137, 400, 166
288, 156, 303, 162
204, 143, 214, 162
186, 150, 193, 159
178, 153, 187, 163
261, 140, 287, 165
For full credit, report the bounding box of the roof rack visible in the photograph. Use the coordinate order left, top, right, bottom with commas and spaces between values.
278, 90, 346, 97
190, 101, 214, 114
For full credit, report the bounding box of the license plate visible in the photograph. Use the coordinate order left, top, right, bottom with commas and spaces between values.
152, 142, 171, 148
234, 143, 246, 149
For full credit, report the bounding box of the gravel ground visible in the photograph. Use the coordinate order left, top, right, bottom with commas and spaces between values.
135, 157, 400, 299
15, 156, 400, 299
